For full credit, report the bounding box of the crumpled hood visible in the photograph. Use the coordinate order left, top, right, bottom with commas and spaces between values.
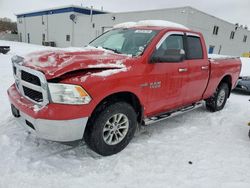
22, 49, 130, 79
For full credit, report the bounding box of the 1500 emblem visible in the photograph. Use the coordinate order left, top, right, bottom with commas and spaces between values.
140, 81, 161, 89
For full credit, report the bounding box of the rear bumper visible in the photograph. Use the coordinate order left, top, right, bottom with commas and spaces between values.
8, 84, 89, 142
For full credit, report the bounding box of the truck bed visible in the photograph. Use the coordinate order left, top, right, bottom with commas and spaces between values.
203, 57, 241, 99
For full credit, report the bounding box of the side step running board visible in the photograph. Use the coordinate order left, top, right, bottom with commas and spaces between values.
143, 102, 203, 126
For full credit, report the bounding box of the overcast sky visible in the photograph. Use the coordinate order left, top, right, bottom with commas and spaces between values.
0, 0, 249, 27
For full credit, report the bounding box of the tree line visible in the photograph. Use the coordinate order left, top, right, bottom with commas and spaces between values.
0, 19, 17, 34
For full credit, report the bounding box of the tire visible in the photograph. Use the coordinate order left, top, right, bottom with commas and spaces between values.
84, 102, 137, 156
206, 83, 229, 112
248, 129, 250, 139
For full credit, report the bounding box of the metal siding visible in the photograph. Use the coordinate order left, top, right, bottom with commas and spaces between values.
185, 7, 250, 56
47, 13, 74, 47
16, 6, 250, 56
24, 16, 44, 45
73, 7, 190, 46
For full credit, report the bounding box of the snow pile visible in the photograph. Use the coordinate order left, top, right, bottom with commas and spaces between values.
0, 40, 55, 56
240, 57, 250, 76
114, 20, 189, 30
208, 54, 237, 59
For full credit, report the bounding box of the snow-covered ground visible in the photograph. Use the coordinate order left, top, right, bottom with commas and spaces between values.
1, 40, 250, 188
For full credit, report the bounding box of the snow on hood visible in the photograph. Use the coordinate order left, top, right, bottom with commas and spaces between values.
114, 20, 189, 30
91, 67, 128, 77
88, 60, 125, 69
21, 48, 130, 79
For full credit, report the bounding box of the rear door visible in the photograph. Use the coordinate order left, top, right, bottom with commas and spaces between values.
183, 33, 209, 104
146, 32, 189, 116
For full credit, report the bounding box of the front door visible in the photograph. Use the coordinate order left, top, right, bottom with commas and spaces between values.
146, 32, 189, 116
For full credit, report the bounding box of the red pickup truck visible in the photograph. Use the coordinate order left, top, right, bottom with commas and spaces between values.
8, 20, 241, 156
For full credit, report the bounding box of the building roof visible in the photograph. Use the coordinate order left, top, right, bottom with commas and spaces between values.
16, 5, 107, 18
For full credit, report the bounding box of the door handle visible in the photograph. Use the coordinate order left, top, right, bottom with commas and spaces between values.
201, 66, 209, 70
178, 68, 188, 72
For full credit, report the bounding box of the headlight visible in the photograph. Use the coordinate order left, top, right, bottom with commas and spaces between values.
48, 83, 92, 104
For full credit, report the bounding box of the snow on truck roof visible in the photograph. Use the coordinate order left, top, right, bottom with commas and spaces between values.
114, 20, 189, 30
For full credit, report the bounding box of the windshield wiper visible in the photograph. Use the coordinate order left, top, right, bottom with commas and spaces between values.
101, 47, 122, 54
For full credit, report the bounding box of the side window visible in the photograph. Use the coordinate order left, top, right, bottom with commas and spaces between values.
186, 36, 203, 59
159, 34, 184, 51
155, 34, 184, 57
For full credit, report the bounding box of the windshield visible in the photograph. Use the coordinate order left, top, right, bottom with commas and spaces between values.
89, 28, 158, 56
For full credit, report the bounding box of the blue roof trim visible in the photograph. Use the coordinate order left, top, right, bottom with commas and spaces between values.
17, 7, 107, 18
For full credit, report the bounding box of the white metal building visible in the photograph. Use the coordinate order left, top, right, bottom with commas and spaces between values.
16, 5, 250, 56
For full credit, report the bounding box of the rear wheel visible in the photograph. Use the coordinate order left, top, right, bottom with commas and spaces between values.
206, 83, 229, 112
84, 102, 137, 156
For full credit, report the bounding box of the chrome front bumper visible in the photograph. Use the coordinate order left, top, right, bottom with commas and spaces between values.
15, 110, 88, 142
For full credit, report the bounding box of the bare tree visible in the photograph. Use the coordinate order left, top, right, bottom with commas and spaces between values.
0, 18, 17, 34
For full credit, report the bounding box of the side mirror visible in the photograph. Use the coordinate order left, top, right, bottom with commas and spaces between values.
150, 49, 185, 63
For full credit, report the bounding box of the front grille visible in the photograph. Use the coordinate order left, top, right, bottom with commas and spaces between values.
12, 61, 48, 106
23, 86, 43, 102
21, 70, 41, 86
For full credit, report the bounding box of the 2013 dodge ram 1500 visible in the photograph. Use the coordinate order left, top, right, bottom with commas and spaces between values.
8, 20, 241, 156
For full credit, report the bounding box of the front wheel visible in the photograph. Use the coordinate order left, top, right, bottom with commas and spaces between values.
206, 83, 229, 112
84, 102, 137, 156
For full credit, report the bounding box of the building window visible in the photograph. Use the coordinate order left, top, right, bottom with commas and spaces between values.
230, 31, 235, 39
208, 45, 215, 54
42, 34, 45, 42
27, 33, 30, 43
243, 35, 247, 43
42, 16, 45, 25
19, 33, 22, 42
66, 35, 70, 41
18, 18, 22, 24
213, 26, 219, 35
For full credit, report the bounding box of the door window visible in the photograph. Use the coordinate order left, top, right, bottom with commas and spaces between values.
158, 35, 183, 50
186, 36, 203, 59
155, 34, 184, 59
